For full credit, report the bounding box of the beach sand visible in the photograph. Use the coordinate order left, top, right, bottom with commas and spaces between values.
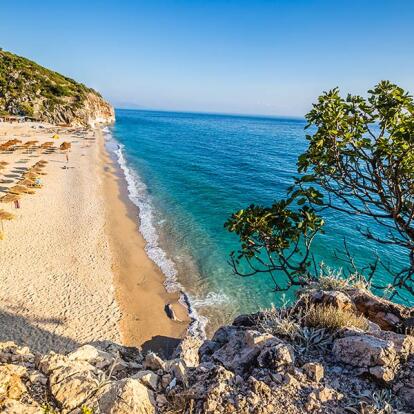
0, 122, 188, 355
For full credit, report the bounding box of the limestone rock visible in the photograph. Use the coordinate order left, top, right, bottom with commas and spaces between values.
333, 334, 397, 381
0, 364, 27, 400
0, 398, 42, 414
244, 330, 274, 347
48, 361, 101, 410
91, 378, 156, 414
301, 290, 355, 312
67, 344, 114, 369
143, 352, 166, 371
302, 362, 324, 383
173, 335, 202, 367
133, 370, 159, 391
257, 339, 295, 371
347, 289, 414, 332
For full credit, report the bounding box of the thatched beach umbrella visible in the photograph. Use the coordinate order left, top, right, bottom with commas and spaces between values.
0, 161, 8, 166
0, 193, 21, 207
60, 142, 71, 151
9, 185, 35, 195
18, 179, 35, 187
0, 209, 15, 240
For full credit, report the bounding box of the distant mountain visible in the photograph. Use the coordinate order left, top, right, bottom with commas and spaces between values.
0, 49, 114, 126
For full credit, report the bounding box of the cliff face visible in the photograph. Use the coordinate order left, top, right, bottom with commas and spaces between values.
0, 50, 114, 127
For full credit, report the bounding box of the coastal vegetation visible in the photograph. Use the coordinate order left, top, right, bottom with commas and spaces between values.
0, 49, 113, 126
226, 81, 414, 302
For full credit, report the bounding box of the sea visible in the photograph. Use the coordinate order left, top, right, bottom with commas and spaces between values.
104, 109, 408, 336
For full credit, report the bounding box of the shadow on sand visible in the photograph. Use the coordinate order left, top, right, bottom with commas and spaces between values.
0, 308, 80, 353
141, 335, 181, 359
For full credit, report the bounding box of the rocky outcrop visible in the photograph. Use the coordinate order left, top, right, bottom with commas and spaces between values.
0, 289, 413, 413
0, 50, 115, 127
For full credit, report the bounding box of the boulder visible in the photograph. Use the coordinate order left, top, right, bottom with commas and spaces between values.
333, 334, 397, 382
173, 335, 202, 367
48, 361, 101, 410
347, 289, 414, 332
372, 330, 414, 357
205, 327, 260, 375
301, 290, 356, 312
89, 378, 156, 414
67, 344, 114, 369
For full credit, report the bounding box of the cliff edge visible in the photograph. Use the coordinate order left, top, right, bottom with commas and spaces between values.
1, 285, 413, 413
0, 50, 114, 127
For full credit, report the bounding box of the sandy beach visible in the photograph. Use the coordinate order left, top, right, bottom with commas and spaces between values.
0, 122, 188, 355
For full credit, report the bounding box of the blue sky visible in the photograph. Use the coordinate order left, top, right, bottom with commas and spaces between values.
1, 1, 413, 116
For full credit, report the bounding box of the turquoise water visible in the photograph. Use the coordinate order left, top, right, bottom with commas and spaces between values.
109, 109, 408, 332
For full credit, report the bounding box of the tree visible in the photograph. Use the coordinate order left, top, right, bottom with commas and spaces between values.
226, 81, 414, 300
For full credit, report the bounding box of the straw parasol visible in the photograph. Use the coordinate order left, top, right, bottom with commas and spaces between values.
18, 179, 35, 186
0, 210, 14, 220
9, 185, 35, 195
0, 193, 21, 204
0, 161, 8, 166
60, 142, 71, 151
0, 209, 15, 239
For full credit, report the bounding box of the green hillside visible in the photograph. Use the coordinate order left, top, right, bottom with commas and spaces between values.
0, 49, 113, 125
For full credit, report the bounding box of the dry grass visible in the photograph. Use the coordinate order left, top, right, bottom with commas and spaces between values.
314, 266, 370, 292
258, 305, 301, 341
304, 304, 369, 331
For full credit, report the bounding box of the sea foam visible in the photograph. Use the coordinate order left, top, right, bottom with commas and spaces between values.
104, 127, 208, 338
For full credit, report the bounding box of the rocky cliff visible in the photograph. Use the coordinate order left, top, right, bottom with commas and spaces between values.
1, 285, 413, 413
0, 50, 114, 127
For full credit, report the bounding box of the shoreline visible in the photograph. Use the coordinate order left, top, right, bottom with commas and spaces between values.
0, 121, 189, 357
97, 127, 190, 357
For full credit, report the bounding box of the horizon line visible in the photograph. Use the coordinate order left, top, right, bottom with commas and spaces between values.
113, 106, 306, 121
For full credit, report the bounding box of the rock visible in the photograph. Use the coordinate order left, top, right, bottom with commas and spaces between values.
143, 352, 166, 371
306, 387, 342, 412
257, 339, 295, 371
333, 334, 397, 382
397, 385, 414, 410
301, 290, 356, 312
90, 378, 156, 414
244, 330, 274, 347
0, 365, 28, 400
156, 393, 168, 406
68, 344, 114, 369
48, 361, 101, 410
161, 373, 172, 388
202, 326, 260, 375
169, 359, 188, 385
318, 387, 343, 402
283, 373, 300, 388
348, 289, 414, 332
372, 330, 414, 357
0, 399, 42, 414
0, 342, 36, 366
303, 362, 324, 383
173, 335, 203, 367
133, 370, 159, 391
